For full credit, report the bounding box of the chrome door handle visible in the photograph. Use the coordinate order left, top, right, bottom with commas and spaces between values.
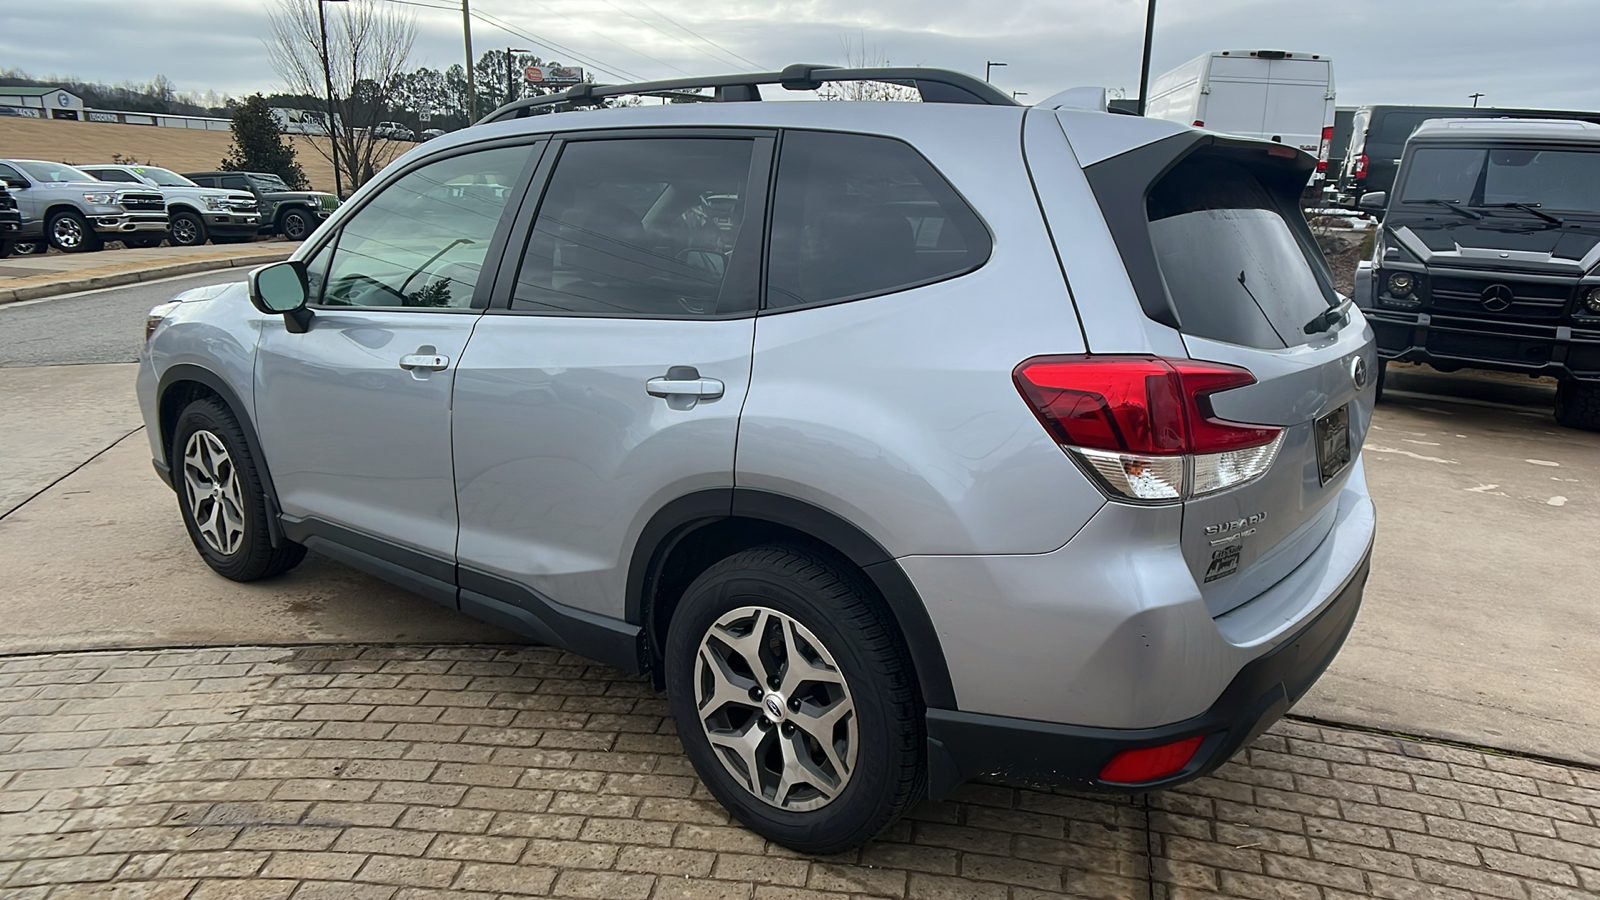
399, 353, 450, 371
646, 377, 724, 399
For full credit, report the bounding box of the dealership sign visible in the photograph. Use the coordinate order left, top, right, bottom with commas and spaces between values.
524, 65, 585, 86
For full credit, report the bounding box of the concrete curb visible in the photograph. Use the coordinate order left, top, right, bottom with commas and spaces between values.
0, 251, 292, 305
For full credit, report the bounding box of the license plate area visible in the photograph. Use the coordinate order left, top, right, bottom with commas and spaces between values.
1314, 404, 1352, 485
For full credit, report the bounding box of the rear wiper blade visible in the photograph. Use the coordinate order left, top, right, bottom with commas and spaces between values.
1401, 198, 1483, 220
1480, 202, 1564, 226
1304, 295, 1354, 335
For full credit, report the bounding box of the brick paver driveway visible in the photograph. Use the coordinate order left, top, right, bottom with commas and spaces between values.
2, 646, 1598, 900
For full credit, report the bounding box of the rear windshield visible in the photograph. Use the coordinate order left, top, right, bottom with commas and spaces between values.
1400, 146, 1600, 214
1147, 156, 1337, 348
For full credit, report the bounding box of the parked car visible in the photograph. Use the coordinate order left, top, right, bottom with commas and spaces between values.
181, 171, 338, 241
1145, 49, 1336, 185
419, 128, 447, 141
1333, 104, 1600, 208
138, 65, 1376, 854
79, 164, 260, 247
0, 181, 21, 256
1318, 107, 1357, 204
374, 121, 416, 141
0, 158, 168, 252
1354, 118, 1600, 429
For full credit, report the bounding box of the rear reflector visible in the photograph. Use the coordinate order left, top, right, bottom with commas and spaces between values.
1013, 356, 1284, 503
1317, 126, 1333, 172
1100, 736, 1206, 784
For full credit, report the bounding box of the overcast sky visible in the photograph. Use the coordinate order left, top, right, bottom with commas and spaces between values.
4, 0, 1598, 111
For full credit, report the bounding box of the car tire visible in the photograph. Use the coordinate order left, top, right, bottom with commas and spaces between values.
47, 209, 103, 253
1554, 379, 1600, 432
169, 210, 208, 247
171, 398, 307, 581
278, 208, 313, 241
122, 234, 165, 249
664, 544, 924, 855
12, 239, 47, 255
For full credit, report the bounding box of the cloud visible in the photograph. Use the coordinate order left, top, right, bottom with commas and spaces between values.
2, 0, 1596, 112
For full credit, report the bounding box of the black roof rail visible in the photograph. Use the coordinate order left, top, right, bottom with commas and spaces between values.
477, 64, 1020, 124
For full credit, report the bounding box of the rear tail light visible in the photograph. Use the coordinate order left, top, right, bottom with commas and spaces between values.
1353, 153, 1369, 179
1316, 126, 1333, 172
1100, 736, 1206, 784
1192, 119, 1205, 128
1013, 356, 1284, 504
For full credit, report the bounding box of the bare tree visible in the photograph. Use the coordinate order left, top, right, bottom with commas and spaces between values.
819, 36, 920, 103
266, 0, 416, 193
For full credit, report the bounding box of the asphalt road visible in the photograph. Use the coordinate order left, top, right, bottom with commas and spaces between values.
0, 268, 247, 368
2, 277, 1598, 766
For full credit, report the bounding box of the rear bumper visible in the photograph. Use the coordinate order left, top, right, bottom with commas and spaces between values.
925, 541, 1370, 797
1364, 307, 1600, 383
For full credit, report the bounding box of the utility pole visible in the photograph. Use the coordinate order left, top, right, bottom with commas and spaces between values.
317, 0, 348, 198
462, 0, 476, 121
985, 61, 1007, 83
1469, 92, 1485, 108
1136, 0, 1157, 116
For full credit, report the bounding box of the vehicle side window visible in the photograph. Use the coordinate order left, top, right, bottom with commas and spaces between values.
766, 131, 991, 310
0, 163, 25, 185
190, 177, 216, 187
90, 170, 140, 183
511, 138, 758, 317
221, 175, 250, 191
316, 144, 532, 310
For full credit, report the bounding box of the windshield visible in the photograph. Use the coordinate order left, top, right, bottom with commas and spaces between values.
248, 174, 292, 191
134, 167, 196, 187
15, 161, 97, 183
1400, 146, 1600, 214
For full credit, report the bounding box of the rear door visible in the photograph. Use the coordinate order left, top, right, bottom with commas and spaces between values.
1262, 58, 1331, 154
1143, 147, 1374, 616
1203, 56, 1271, 138
451, 131, 772, 628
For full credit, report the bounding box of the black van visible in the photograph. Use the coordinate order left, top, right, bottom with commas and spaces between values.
1333, 104, 1600, 208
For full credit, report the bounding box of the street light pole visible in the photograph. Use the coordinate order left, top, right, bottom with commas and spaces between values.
506, 48, 532, 105
317, 0, 347, 198
1136, 0, 1157, 116
985, 61, 1007, 83
462, 0, 476, 121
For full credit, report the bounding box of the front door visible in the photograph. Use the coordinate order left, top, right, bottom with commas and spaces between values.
452, 133, 772, 630
254, 142, 539, 602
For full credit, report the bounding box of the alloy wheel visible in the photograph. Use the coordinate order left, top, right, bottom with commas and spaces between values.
52, 217, 84, 250
283, 213, 308, 240
181, 430, 246, 556
172, 217, 200, 245
694, 605, 858, 812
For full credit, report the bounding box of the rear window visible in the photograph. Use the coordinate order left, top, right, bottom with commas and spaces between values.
1146, 156, 1337, 348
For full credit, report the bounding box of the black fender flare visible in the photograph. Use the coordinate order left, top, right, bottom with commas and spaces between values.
627, 488, 957, 709
157, 364, 287, 546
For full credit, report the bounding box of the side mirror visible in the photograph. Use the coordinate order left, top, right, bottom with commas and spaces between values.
1357, 191, 1388, 212
248, 261, 313, 333
2, 177, 28, 190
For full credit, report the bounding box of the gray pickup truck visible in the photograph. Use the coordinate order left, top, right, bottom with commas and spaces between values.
182, 170, 338, 241
79, 164, 259, 247
0, 158, 169, 253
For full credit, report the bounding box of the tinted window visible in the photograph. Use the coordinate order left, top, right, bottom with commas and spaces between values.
1147, 156, 1335, 349
188, 176, 216, 187
88, 169, 141, 183
317, 144, 531, 309
221, 175, 250, 191
1398, 148, 1482, 203
512, 139, 757, 316
1401, 146, 1600, 214
1374, 112, 1434, 150
766, 131, 989, 309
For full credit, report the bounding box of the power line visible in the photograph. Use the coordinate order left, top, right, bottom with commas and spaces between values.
622, 0, 765, 72
593, 0, 755, 74
469, 9, 652, 82
480, 0, 695, 79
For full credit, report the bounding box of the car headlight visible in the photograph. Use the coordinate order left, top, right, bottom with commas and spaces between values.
1586, 287, 1600, 314
205, 196, 227, 211
145, 301, 181, 343
83, 193, 116, 205
1388, 272, 1415, 297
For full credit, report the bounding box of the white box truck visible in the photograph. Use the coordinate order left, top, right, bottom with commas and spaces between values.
1145, 50, 1337, 180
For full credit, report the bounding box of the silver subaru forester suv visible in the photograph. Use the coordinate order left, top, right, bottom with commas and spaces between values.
137, 65, 1377, 854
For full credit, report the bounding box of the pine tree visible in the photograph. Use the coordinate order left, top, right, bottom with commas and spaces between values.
221, 94, 308, 189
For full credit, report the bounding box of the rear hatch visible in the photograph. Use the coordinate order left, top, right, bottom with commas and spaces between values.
1078, 134, 1375, 617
